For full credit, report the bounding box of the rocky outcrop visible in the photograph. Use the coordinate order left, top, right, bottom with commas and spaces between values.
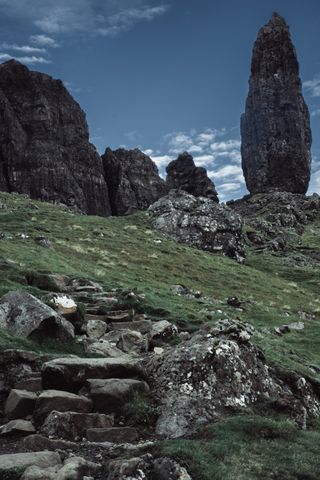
241, 13, 312, 194
102, 147, 167, 215
166, 152, 218, 202
0, 60, 111, 215
146, 319, 320, 438
148, 190, 245, 262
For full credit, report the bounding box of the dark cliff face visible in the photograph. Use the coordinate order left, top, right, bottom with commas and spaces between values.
241, 13, 312, 195
0, 60, 111, 216
166, 152, 219, 202
102, 147, 167, 216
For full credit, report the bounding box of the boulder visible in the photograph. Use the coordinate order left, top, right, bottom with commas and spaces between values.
41, 411, 113, 440
116, 330, 149, 355
0, 419, 35, 436
84, 339, 126, 357
86, 319, 107, 339
0, 291, 74, 341
23, 434, 77, 451
87, 378, 150, 414
149, 190, 245, 262
152, 457, 193, 480
34, 390, 92, 421
107, 454, 153, 480
146, 319, 320, 438
102, 147, 167, 215
4, 389, 37, 419
166, 152, 218, 202
241, 13, 312, 194
42, 357, 145, 392
0, 451, 61, 471
148, 321, 178, 348
0, 60, 110, 215
86, 426, 138, 443
21, 456, 100, 480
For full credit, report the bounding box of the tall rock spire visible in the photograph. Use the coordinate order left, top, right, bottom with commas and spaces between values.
241, 13, 312, 195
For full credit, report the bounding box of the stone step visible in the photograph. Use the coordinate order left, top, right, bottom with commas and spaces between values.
4, 389, 37, 419
0, 419, 36, 437
84, 310, 135, 324
0, 451, 61, 472
14, 376, 42, 392
86, 378, 150, 414
86, 426, 138, 443
107, 319, 152, 334
42, 357, 145, 391
33, 389, 92, 421
40, 411, 114, 441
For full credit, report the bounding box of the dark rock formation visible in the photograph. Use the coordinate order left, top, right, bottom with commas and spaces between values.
241, 13, 312, 194
148, 190, 245, 262
0, 60, 110, 215
166, 152, 218, 202
102, 148, 167, 215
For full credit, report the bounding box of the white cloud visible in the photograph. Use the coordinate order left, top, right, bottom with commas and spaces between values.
0, 42, 46, 53
303, 76, 320, 97
30, 34, 60, 47
218, 182, 241, 192
0, 52, 50, 64
208, 165, 244, 182
0, 1, 170, 38
150, 154, 172, 169
311, 109, 320, 117
210, 140, 241, 152
197, 128, 226, 145
193, 155, 215, 167
308, 169, 320, 194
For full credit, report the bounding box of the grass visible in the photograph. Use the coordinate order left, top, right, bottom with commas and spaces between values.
161, 414, 320, 480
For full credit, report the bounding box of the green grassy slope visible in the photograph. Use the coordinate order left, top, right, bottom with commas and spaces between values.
1, 192, 320, 479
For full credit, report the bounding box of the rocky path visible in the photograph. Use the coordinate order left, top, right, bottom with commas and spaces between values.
0, 279, 187, 480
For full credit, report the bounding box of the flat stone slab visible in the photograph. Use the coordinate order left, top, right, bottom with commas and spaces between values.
0, 419, 35, 437
41, 411, 114, 440
0, 451, 61, 470
86, 426, 138, 443
108, 319, 152, 334
4, 389, 37, 419
42, 357, 145, 391
34, 389, 92, 420
87, 378, 150, 413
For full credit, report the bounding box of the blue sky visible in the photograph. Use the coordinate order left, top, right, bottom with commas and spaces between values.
0, 0, 319, 201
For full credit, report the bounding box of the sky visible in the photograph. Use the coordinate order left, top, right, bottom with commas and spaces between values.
0, 0, 319, 202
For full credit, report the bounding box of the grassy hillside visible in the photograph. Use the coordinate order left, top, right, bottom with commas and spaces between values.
1, 191, 320, 479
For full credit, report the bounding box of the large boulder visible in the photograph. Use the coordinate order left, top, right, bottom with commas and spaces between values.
146, 319, 320, 438
166, 152, 218, 202
241, 13, 312, 194
102, 147, 167, 215
148, 190, 245, 262
0, 291, 74, 341
0, 60, 110, 215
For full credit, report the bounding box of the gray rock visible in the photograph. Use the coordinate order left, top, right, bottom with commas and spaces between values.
149, 190, 245, 262
14, 377, 42, 392
116, 330, 149, 355
23, 434, 78, 451
42, 357, 145, 392
0, 451, 61, 471
108, 319, 153, 334
34, 389, 92, 421
86, 427, 138, 443
0, 60, 111, 215
166, 152, 218, 202
0, 419, 35, 436
0, 291, 74, 341
86, 319, 107, 339
102, 147, 167, 215
4, 389, 37, 419
241, 13, 312, 194
21, 456, 100, 480
107, 454, 153, 480
41, 411, 114, 440
152, 457, 193, 480
87, 378, 150, 414
148, 321, 178, 348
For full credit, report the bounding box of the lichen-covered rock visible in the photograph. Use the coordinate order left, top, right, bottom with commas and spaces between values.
148, 190, 245, 262
166, 152, 218, 202
102, 148, 167, 215
146, 319, 320, 438
0, 291, 74, 341
0, 60, 110, 215
241, 13, 312, 194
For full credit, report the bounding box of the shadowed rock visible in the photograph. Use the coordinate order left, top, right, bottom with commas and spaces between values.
0, 60, 111, 215
166, 152, 219, 202
241, 13, 312, 194
102, 147, 167, 215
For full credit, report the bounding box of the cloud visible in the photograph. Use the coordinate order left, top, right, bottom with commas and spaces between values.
97, 5, 169, 37
303, 76, 320, 97
208, 164, 244, 182
308, 169, 320, 195
311, 108, 320, 117
0, 42, 46, 53
193, 155, 215, 167
30, 34, 60, 48
150, 154, 172, 169
210, 139, 241, 152
0, 52, 50, 64
0, 1, 170, 38
218, 182, 241, 192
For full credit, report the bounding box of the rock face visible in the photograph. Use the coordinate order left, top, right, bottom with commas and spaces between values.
241, 13, 312, 194
166, 152, 218, 202
102, 148, 167, 215
148, 190, 245, 262
0, 60, 111, 215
